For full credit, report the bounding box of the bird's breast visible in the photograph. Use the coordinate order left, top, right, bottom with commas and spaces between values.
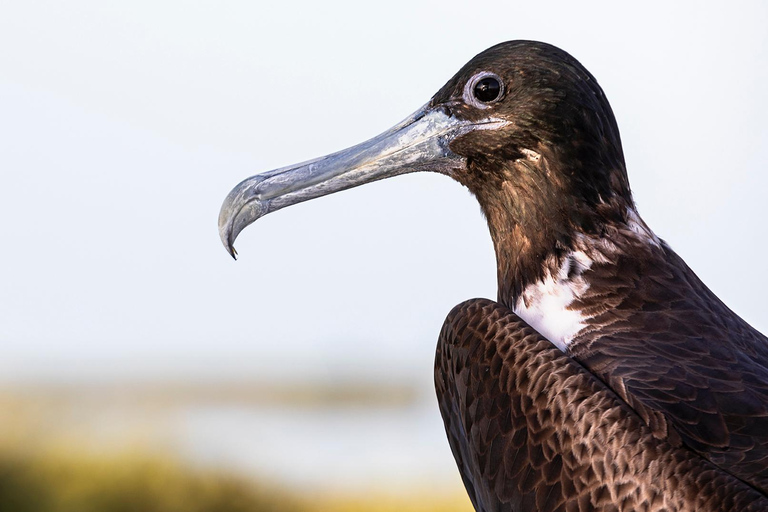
513, 249, 593, 351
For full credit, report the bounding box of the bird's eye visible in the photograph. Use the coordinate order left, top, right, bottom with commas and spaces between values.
474, 77, 501, 102
464, 72, 504, 108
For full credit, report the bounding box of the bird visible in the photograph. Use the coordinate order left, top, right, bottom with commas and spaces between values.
218, 41, 768, 510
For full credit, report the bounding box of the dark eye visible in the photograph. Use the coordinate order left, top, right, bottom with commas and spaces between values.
474, 76, 501, 102
463, 71, 504, 109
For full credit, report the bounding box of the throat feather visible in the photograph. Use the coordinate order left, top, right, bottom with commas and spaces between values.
514, 250, 592, 352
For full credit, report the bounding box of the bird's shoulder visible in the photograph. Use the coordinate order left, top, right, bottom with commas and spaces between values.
571, 243, 768, 493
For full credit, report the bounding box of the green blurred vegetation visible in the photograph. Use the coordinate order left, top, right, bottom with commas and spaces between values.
0, 448, 471, 512
0, 390, 473, 512
0, 448, 301, 512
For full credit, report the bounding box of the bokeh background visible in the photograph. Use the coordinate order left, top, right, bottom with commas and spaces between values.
1, 1, 767, 510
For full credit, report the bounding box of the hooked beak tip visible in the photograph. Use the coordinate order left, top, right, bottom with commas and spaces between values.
219, 222, 239, 260
218, 212, 239, 260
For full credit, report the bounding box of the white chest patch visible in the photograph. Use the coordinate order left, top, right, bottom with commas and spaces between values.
514, 251, 592, 352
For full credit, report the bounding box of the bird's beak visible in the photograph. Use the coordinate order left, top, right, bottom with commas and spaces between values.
218, 103, 507, 258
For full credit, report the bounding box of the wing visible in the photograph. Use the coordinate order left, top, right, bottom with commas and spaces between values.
571, 244, 768, 493
435, 298, 768, 512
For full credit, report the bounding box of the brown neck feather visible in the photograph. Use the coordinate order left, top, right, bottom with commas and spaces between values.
457, 152, 633, 308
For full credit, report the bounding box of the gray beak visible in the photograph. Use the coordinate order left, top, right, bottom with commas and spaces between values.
218, 103, 507, 258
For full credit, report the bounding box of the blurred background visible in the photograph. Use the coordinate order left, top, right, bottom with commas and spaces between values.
1, 1, 767, 510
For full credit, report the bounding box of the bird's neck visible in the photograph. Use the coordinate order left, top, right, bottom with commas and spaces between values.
490, 206, 661, 352
462, 147, 641, 350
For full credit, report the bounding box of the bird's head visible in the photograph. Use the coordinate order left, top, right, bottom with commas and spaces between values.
219, 41, 635, 302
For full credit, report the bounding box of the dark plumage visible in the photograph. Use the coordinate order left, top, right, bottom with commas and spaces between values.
436, 299, 768, 511
219, 41, 768, 510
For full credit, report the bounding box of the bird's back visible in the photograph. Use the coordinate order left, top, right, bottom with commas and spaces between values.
566, 239, 768, 494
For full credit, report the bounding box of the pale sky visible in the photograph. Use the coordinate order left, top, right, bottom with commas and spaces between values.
1, 1, 767, 383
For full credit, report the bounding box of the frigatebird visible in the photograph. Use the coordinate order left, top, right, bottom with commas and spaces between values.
218, 41, 768, 510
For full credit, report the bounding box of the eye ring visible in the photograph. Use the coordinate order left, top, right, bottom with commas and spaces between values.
464, 71, 504, 109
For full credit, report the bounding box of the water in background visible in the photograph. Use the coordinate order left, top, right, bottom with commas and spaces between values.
1, 378, 465, 493
176, 398, 461, 490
